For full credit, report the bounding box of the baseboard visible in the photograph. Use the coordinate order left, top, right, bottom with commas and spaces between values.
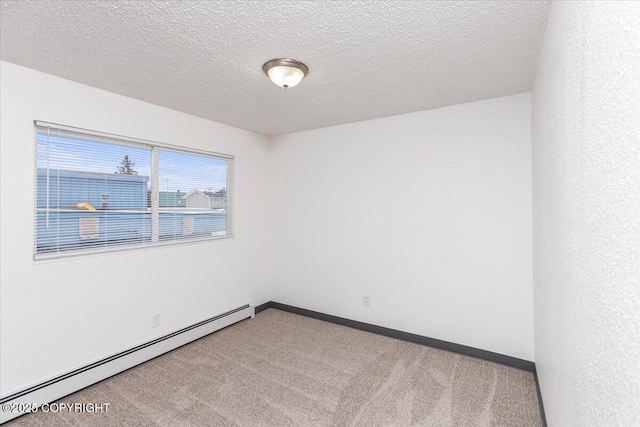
533, 368, 548, 427
265, 301, 535, 371
0, 304, 254, 424
259, 301, 546, 425
254, 301, 273, 315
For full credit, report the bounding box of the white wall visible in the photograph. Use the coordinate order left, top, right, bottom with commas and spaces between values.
268, 93, 534, 361
0, 61, 272, 395
532, 2, 640, 425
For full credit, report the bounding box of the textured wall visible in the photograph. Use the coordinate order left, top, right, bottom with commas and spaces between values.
269, 94, 534, 361
532, 2, 640, 425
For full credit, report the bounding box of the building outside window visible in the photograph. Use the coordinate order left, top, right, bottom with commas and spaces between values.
35, 122, 233, 259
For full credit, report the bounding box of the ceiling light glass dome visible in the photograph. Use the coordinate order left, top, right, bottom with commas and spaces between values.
263, 59, 309, 89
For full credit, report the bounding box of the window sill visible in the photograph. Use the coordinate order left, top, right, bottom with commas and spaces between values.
33, 234, 233, 263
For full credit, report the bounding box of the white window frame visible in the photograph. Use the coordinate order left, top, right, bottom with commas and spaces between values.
34, 121, 234, 261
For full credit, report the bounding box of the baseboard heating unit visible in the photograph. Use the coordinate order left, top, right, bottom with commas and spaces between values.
0, 304, 254, 424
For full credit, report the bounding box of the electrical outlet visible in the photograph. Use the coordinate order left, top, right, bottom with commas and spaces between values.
152, 313, 161, 328
363, 295, 370, 307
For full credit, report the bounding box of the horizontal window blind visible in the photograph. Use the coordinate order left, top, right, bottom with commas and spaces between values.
157, 149, 230, 243
34, 122, 232, 259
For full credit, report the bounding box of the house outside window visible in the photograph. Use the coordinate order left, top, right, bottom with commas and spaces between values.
35, 122, 233, 259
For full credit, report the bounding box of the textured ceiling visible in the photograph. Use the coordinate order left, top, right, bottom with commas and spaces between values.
0, 1, 549, 135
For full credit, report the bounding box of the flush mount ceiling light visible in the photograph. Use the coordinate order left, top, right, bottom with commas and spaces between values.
262, 58, 309, 89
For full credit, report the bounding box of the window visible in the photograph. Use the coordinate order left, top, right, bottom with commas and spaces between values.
35, 122, 233, 259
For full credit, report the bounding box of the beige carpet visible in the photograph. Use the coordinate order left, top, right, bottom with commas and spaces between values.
8, 309, 541, 426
